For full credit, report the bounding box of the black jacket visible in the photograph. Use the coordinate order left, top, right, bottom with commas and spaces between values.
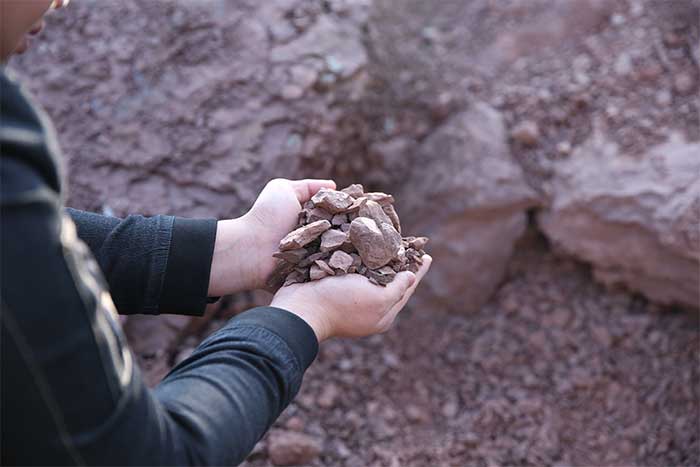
0, 68, 318, 465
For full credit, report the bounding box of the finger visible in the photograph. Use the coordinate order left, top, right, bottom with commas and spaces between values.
383, 270, 416, 307
387, 254, 432, 317
290, 179, 337, 203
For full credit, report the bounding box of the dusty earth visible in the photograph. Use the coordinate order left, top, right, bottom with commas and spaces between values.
9, 0, 700, 465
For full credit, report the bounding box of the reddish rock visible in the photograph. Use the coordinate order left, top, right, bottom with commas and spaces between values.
328, 250, 354, 273
340, 183, 364, 198
363, 192, 395, 206
320, 229, 348, 252
383, 204, 402, 233
359, 199, 392, 227
331, 213, 348, 226
279, 220, 331, 251
273, 248, 309, 264
311, 187, 354, 214
309, 264, 328, 281
268, 430, 322, 466
510, 120, 540, 147
349, 217, 393, 269
314, 259, 336, 276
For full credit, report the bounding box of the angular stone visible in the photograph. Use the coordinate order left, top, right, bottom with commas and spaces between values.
311, 187, 354, 214
379, 222, 402, 258
283, 270, 305, 286
407, 236, 429, 250
306, 207, 333, 223
273, 248, 309, 264
328, 250, 354, 273
382, 204, 402, 234
358, 199, 392, 227
345, 196, 367, 213
340, 223, 351, 232
510, 120, 540, 147
266, 259, 297, 290
349, 217, 393, 269
279, 220, 331, 251
320, 229, 348, 252
309, 264, 328, 281
331, 213, 348, 226
367, 266, 396, 286
340, 183, 364, 199
314, 259, 335, 276
363, 192, 395, 206
298, 251, 329, 268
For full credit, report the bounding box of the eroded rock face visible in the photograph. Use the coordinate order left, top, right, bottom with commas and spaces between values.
539, 132, 700, 309
396, 103, 541, 313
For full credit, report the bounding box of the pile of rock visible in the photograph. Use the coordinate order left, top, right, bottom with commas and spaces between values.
268, 184, 428, 288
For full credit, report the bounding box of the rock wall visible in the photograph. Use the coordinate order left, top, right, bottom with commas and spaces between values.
9, 0, 699, 313
539, 131, 700, 309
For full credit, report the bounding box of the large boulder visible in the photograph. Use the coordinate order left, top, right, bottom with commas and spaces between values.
539, 131, 700, 309
396, 103, 541, 313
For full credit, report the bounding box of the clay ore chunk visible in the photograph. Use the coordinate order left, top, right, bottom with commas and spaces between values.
363, 192, 395, 206
279, 220, 331, 251
329, 250, 354, 273
269, 184, 429, 287
273, 248, 308, 264
320, 229, 348, 252
311, 187, 354, 214
382, 204, 402, 234
350, 217, 394, 269
359, 199, 392, 227
314, 260, 336, 276
331, 213, 348, 226
309, 263, 328, 281
341, 183, 364, 199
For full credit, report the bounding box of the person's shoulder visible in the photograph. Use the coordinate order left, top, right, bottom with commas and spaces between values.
0, 67, 63, 197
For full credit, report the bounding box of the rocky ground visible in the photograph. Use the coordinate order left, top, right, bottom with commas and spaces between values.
242, 232, 699, 466
9, 0, 699, 465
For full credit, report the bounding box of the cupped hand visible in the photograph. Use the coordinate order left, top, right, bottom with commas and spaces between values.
270, 255, 432, 342
207, 178, 335, 296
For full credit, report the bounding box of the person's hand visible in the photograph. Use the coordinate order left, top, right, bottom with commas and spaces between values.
270, 255, 432, 342
207, 178, 336, 296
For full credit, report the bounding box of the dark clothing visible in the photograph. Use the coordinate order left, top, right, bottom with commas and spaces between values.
1, 69, 318, 465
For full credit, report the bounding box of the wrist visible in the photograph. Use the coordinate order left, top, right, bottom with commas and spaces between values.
208, 217, 258, 296
270, 294, 330, 343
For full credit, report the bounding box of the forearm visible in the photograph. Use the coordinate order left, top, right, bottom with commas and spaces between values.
67, 208, 217, 315
152, 307, 318, 465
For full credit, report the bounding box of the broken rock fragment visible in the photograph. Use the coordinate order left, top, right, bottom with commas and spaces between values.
349, 217, 394, 269
359, 199, 392, 227
341, 183, 364, 198
271, 184, 429, 288
279, 220, 331, 251
314, 260, 336, 276
311, 187, 354, 213
273, 248, 309, 264
328, 250, 354, 273
320, 229, 348, 252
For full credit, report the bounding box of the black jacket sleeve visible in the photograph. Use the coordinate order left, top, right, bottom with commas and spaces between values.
66, 208, 218, 316
1, 68, 319, 466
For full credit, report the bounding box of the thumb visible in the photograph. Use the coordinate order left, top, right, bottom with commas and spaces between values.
290, 179, 337, 203
384, 271, 416, 305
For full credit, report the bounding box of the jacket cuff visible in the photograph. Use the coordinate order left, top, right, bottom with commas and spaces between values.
159, 217, 217, 316
232, 307, 319, 371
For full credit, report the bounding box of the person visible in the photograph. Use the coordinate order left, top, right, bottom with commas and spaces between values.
0, 1, 432, 465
